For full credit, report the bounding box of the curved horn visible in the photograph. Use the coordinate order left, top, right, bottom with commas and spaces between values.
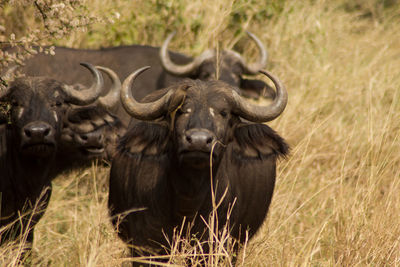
240, 31, 268, 75
121, 66, 177, 120
62, 62, 104, 105
160, 31, 214, 76
95, 66, 121, 110
231, 70, 287, 122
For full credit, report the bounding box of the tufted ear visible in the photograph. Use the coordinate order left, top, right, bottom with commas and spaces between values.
240, 78, 276, 100
232, 123, 289, 159
119, 121, 171, 156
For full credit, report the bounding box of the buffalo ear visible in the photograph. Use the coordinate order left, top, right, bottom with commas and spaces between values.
233, 123, 289, 159
120, 121, 171, 155
240, 79, 276, 100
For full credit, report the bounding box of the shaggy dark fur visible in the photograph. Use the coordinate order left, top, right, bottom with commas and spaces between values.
109, 79, 289, 265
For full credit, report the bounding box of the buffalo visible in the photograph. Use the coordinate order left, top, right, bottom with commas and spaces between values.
108, 66, 289, 265
160, 31, 275, 99
53, 103, 124, 176
50, 66, 125, 176
0, 63, 104, 255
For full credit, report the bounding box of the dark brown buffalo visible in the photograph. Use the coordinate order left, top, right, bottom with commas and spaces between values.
0, 63, 104, 256
108, 67, 289, 265
49, 65, 126, 177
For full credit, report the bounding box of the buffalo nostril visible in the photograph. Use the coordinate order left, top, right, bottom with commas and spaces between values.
44, 128, 50, 136
23, 122, 53, 140
81, 134, 88, 141
185, 130, 216, 148
24, 129, 32, 137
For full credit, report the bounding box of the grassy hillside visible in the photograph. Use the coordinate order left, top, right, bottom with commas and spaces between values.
1, 0, 400, 265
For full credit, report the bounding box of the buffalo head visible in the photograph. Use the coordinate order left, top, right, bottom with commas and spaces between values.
160, 31, 275, 98
120, 66, 287, 167
0, 63, 104, 158
60, 105, 123, 162
59, 65, 123, 162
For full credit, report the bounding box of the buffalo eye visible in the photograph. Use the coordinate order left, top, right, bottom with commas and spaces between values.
178, 105, 191, 114
220, 110, 228, 118
199, 72, 211, 79
52, 100, 63, 107
11, 100, 19, 107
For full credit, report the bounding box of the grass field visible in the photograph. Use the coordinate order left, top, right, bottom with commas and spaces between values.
1, 0, 400, 266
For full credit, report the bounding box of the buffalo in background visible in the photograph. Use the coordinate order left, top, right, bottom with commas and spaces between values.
50, 66, 126, 177
108, 66, 289, 265
53, 103, 124, 176
160, 31, 275, 99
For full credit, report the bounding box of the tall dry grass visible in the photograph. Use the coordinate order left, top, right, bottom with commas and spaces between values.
1, 0, 400, 266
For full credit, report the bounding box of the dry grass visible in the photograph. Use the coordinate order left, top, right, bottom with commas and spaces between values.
1, 0, 400, 266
